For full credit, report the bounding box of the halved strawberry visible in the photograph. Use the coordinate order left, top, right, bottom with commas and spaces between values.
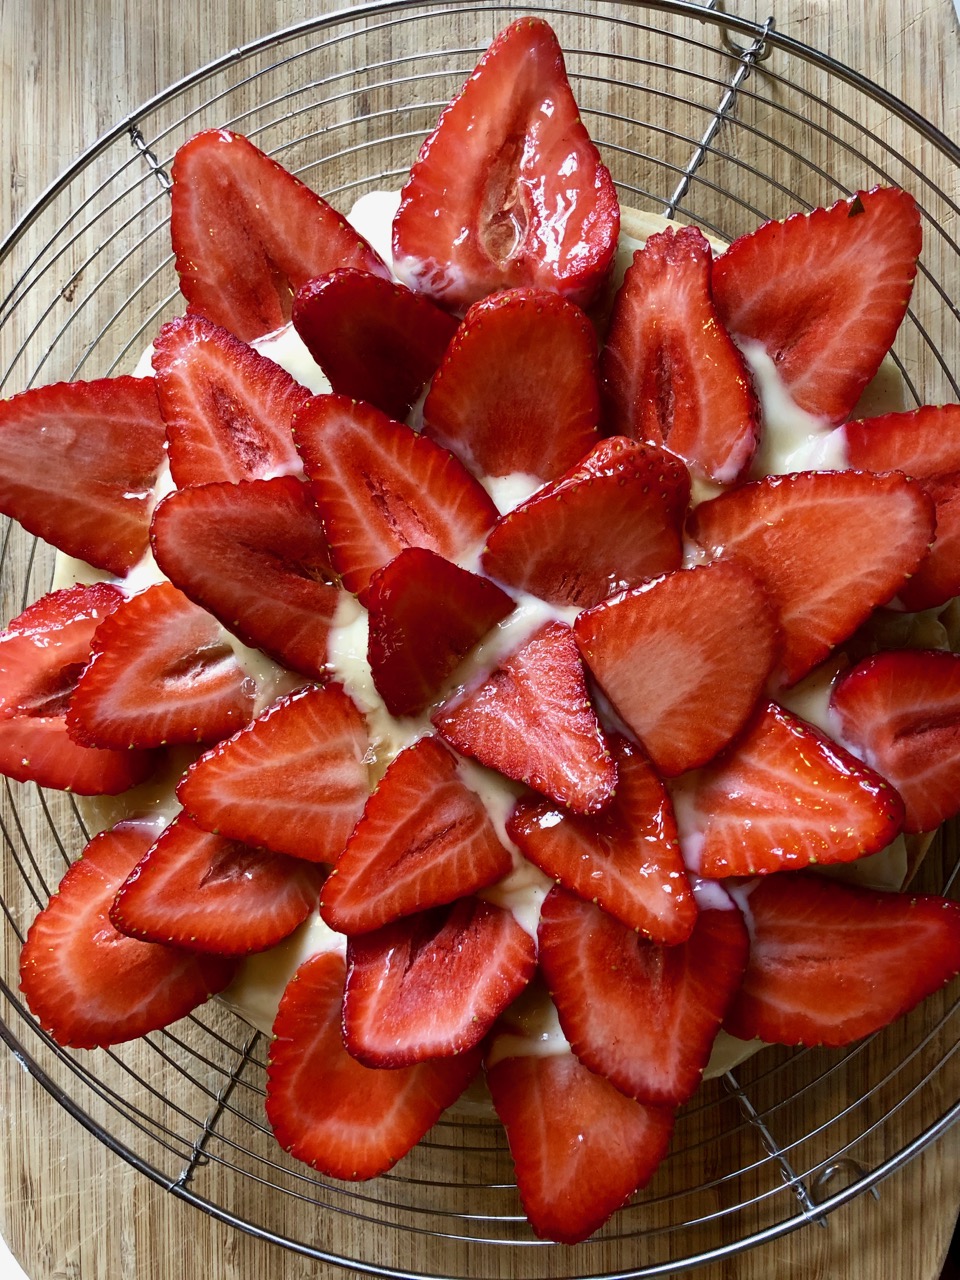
292, 269, 458, 421
688, 470, 935, 687
538, 884, 749, 1106
574, 560, 779, 777
433, 620, 616, 814
266, 948, 482, 1179
171, 128, 388, 342
293, 395, 499, 595
507, 735, 696, 942
67, 580, 254, 750
712, 187, 922, 423
723, 873, 960, 1046
392, 17, 619, 313
320, 735, 512, 934
481, 437, 690, 608
0, 377, 165, 576
421, 289, 601, 480
150, 475, 342, 680
600, 225, 759, 485
19, 822, 236, 1048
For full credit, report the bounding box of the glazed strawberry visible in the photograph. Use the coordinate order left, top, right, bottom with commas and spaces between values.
19, 822, 236, 1048
574, 560, 779, 777
712, 187, 922, 422
481, 437, 690, 608
342, 898, 536, 1066
292, 269, 458, 421
152, 314, 309, 487
392, 18, 619, 313
178, 684, 368, 863
600, 225, 759, 485
688, 470, 935, 687
421, 289, 601, 481
365, 548, 514, 717
723, 873, 960, 1046
67, 580, 254, 749
320, 735, 513, 934
507, 735, 696, 942
150, 475, 342, 680
0, 377, 165, 576
433, 620, 617, 814
171, 128, 388, 342
293, 395, 499, 595
266, 949, 482, 1179
538, 884, 749, 1106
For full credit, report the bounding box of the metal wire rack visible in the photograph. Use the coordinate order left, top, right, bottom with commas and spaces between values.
1, 1, 959, 1275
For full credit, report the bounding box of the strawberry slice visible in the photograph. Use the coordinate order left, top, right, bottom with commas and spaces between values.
507, 735, 697, 942
830, 648, 960, 833
392, 17, 619, 313
19, 822, 236, 1048
688, 470, 934, 687
0, 377, 165, 576
292, 269, 458, 421
486, 1043, 675, 1244
171, 128, 388, 342
152, 314, 308, 487
342, 897, 536, 1066
600, 226, 759, 485
481, 437, 690, 608
266, 948, 482, 1179
675, 700, 905, 878
292, 394, 499, 594
538, 884, 749, 1106
177, 684, 369, 864
432, 620, 617, 815
421, 289, 601, 481
574, 560, 779, 777
711, 187, 922, 423
723, 873, 960, 1047
319, 735, 513, 935
67, 580, 254, 750
365, 548, 514, 717
150, 475, 342, 680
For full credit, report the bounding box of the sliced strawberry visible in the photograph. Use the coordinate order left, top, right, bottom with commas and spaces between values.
538, 884, 749, 1106
507, 735, 696, 942
150, 475, 341, 680
433, 620, 616, 814
171, 128, 388, 342
319, 735, 513, 934
676, 700, 905, 878
177, 684, 368, 864
342, 897, 536, 1066
688, 470, 934, 687
392, 17, 619, 313
19, 822, 236, 1048
723, 873, 960, 1046
830, 648, 960, 833
600, 226, 759, 485
481, 437, 689, 608
365, 548, 514, 717
421, 289, 601, 481
0, 377, 165, 576
266, 949, 482, 1179
292, 269, 458, 421
574, 561, 779, 776
486, 1044, 675, 1244
292, 394, 499, 594
712, 187, 922, 423
152, 314, 308, 487
67, 580, 254, 750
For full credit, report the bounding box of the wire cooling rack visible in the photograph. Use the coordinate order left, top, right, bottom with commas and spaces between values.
1, 2, 959, 1276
